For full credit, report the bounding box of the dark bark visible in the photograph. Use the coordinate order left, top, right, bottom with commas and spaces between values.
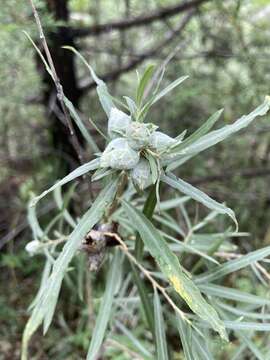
71, 0, 210, 38
80, 11, 194, 92
38, 0, 83, 170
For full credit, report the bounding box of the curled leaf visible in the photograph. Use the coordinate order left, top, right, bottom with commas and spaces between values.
150, 131, 177, 151
131, 158, 152, 191
100, 138, 140, 170
108, 107, 131, 139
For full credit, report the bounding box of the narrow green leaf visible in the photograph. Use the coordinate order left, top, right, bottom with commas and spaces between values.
24, 31, 53, 80
219, 307, 267, 360
115, 320, 152, 358
27, 198, 44, 239
122, 201, 228, 340
172, 109, 223, 154
136, 65, 155, 107
130, 262, 155, 335
150, 75, 189, 106
161, 172, 237, 230
30, 158, 99, 207
63, 46, 114, 117
63, 96, 100, 152
176, 315, 193, 360
28, 259, 51, 311
224, 321, 270, 331
239, 333, 266, 360
161, 231, 219, 265
192, 332, 214, 360
123, 96, 137, 116
53, 186, 76, 228
87, 251, 122, 360
159, 196, 189, 211
199, 283, 270, 305
217, 301, 270, 320
154, 289, 169, 360
91, 168, 115, 182
22, 179, 118, 360
182, 97, 270, 156
145, 152, 158, 184
138, 75, 188, 121
167, 97, 270, 169
135, 185, 157, 260
196, 245, 270, 284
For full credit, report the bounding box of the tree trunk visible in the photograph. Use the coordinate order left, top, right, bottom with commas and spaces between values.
38, 0, 84, 170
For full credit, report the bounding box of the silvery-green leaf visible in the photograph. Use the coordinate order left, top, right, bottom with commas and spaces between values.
176, 315, 193, 360
21, 179, 118, 360
123, 96, 137, 116
199, 283, 270, 305
91, 168, 115, 182
122, 201, 228, 341
108, 107, 131, 139
63, 96, 100, 152
100, 138, 140, 170
150, 131, 177, 151
126, 122, 151, 150
171, 109, 223, 155
154, 288, 169, 360
144, 152, 159, 184
131, 158, 151, 191
136, 64, 155, 107
63, 46, 114, 117
166, 97, 270, 170
196, 244, 270, 284
87, 251, 122, 360
30, 158, 100, 207
161, 172, 238, 230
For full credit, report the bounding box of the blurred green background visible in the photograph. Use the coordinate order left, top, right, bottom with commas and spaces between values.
1, 0, 270, 358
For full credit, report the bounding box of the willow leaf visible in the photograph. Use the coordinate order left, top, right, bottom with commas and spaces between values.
196, 245, 270, 284
30, 158, 100, 207
224, 321, 270, 331
122, 201, 228, 340
136, 64, 155, 106
22, 179, 118, 360
63, 46, 114, 117
63, 96, 100, 152
151, 75, 188, 106
167, 96, 270, 170
154, 289, 169, 360
176, 315, 193, 360
161, 172, 237, 230
172, 109, 223, 154
87, 251, 122, 360
199, 283, 270, 305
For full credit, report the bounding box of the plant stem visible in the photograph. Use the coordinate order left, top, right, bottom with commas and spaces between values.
134, 185, 157, 260
105, 172, 128, 221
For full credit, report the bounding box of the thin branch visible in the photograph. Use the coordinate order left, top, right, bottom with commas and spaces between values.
105, 232, 188, 322
80, 11, 194, 92
28, 0, 84, 164
72, 0, 209, 38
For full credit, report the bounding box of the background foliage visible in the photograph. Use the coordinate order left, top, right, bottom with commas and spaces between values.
1, 0, 270, 359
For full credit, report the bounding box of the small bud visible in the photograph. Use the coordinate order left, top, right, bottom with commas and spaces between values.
25, 240, 42, 256
126, 122, 151, 150
100, 138, 140, 170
